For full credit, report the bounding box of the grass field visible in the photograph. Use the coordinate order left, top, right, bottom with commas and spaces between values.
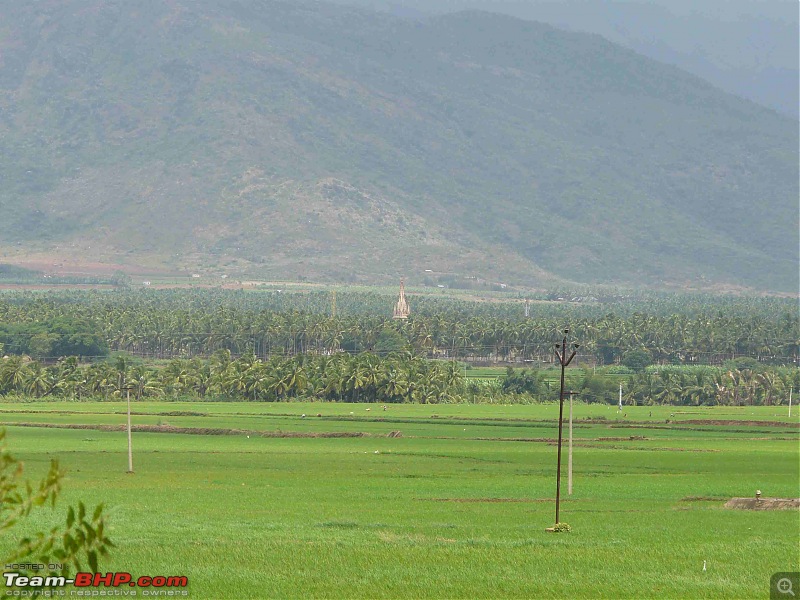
1, 402, 798, 599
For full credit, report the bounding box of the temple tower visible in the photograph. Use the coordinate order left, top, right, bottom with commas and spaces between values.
392, 278, 410, 319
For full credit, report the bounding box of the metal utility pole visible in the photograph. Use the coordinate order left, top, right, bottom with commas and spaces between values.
554, 329, 579, 525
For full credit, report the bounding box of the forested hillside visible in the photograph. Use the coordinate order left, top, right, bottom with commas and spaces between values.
0, 1, 796, 290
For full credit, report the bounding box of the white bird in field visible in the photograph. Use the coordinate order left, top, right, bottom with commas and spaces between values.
703, 561, 706, 572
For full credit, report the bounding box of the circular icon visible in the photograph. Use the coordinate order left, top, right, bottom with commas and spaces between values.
777, 578, 795, 596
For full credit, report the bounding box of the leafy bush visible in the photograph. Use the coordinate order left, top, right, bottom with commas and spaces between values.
723, 357, 762, 372
622, 349, 653, 373
502, 368, 544, 396
581, 373, 618, 404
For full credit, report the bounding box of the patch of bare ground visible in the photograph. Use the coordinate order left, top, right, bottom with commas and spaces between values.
9, 258, 177, 277
680, 496, 729, 502
0, 409, 103, 415
680, 419, 799, 428
552, 442, 718, 452
0, 284, 116, 290
132, 411, 209, 417
422, 498, 554, 503
724, 497, 800, 510
3, 422, 366, 438
609, 423, 797, 434
450, 435, 645, 444
0, 409, 212, 418
467, 437, 556, 443
434, 437, 712, 449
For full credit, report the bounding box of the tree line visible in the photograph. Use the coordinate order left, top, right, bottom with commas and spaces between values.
0, 289, 796, 367
1, 351, 796, 406
0, 351, 464, 404
621, 364, 798, 407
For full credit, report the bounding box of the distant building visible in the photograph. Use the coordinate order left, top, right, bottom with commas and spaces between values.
392, 279, 410, 319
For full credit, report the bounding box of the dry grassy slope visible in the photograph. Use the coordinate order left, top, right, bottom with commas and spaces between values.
15, 165, 540, 284
0, 0, 796, 290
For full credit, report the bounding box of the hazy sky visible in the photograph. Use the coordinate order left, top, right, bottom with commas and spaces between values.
330, 0, 799, 117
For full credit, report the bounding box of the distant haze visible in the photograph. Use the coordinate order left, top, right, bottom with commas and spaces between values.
0, 1, 796, 291
333, 0, 800, 118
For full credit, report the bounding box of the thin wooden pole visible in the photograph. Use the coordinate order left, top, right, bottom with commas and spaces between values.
127, 389, 134, 473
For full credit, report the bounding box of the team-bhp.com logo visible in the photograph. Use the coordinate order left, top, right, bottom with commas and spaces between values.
3, 568, 189, 597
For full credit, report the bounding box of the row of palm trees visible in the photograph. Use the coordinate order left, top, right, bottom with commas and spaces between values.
93, 297, 797, 364
622, 366, 799, 406
1, 351, 796, 406
1, 292, 796, 366
0, 351, 465, 404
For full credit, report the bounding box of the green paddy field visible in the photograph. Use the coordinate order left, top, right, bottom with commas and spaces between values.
1, 402, 798, 599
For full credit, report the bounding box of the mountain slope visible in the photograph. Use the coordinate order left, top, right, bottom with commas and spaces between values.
333, 0, 799, 119
0, 1, 796, 290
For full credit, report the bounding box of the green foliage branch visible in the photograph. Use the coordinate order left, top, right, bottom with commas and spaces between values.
1, 429, 113, 583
